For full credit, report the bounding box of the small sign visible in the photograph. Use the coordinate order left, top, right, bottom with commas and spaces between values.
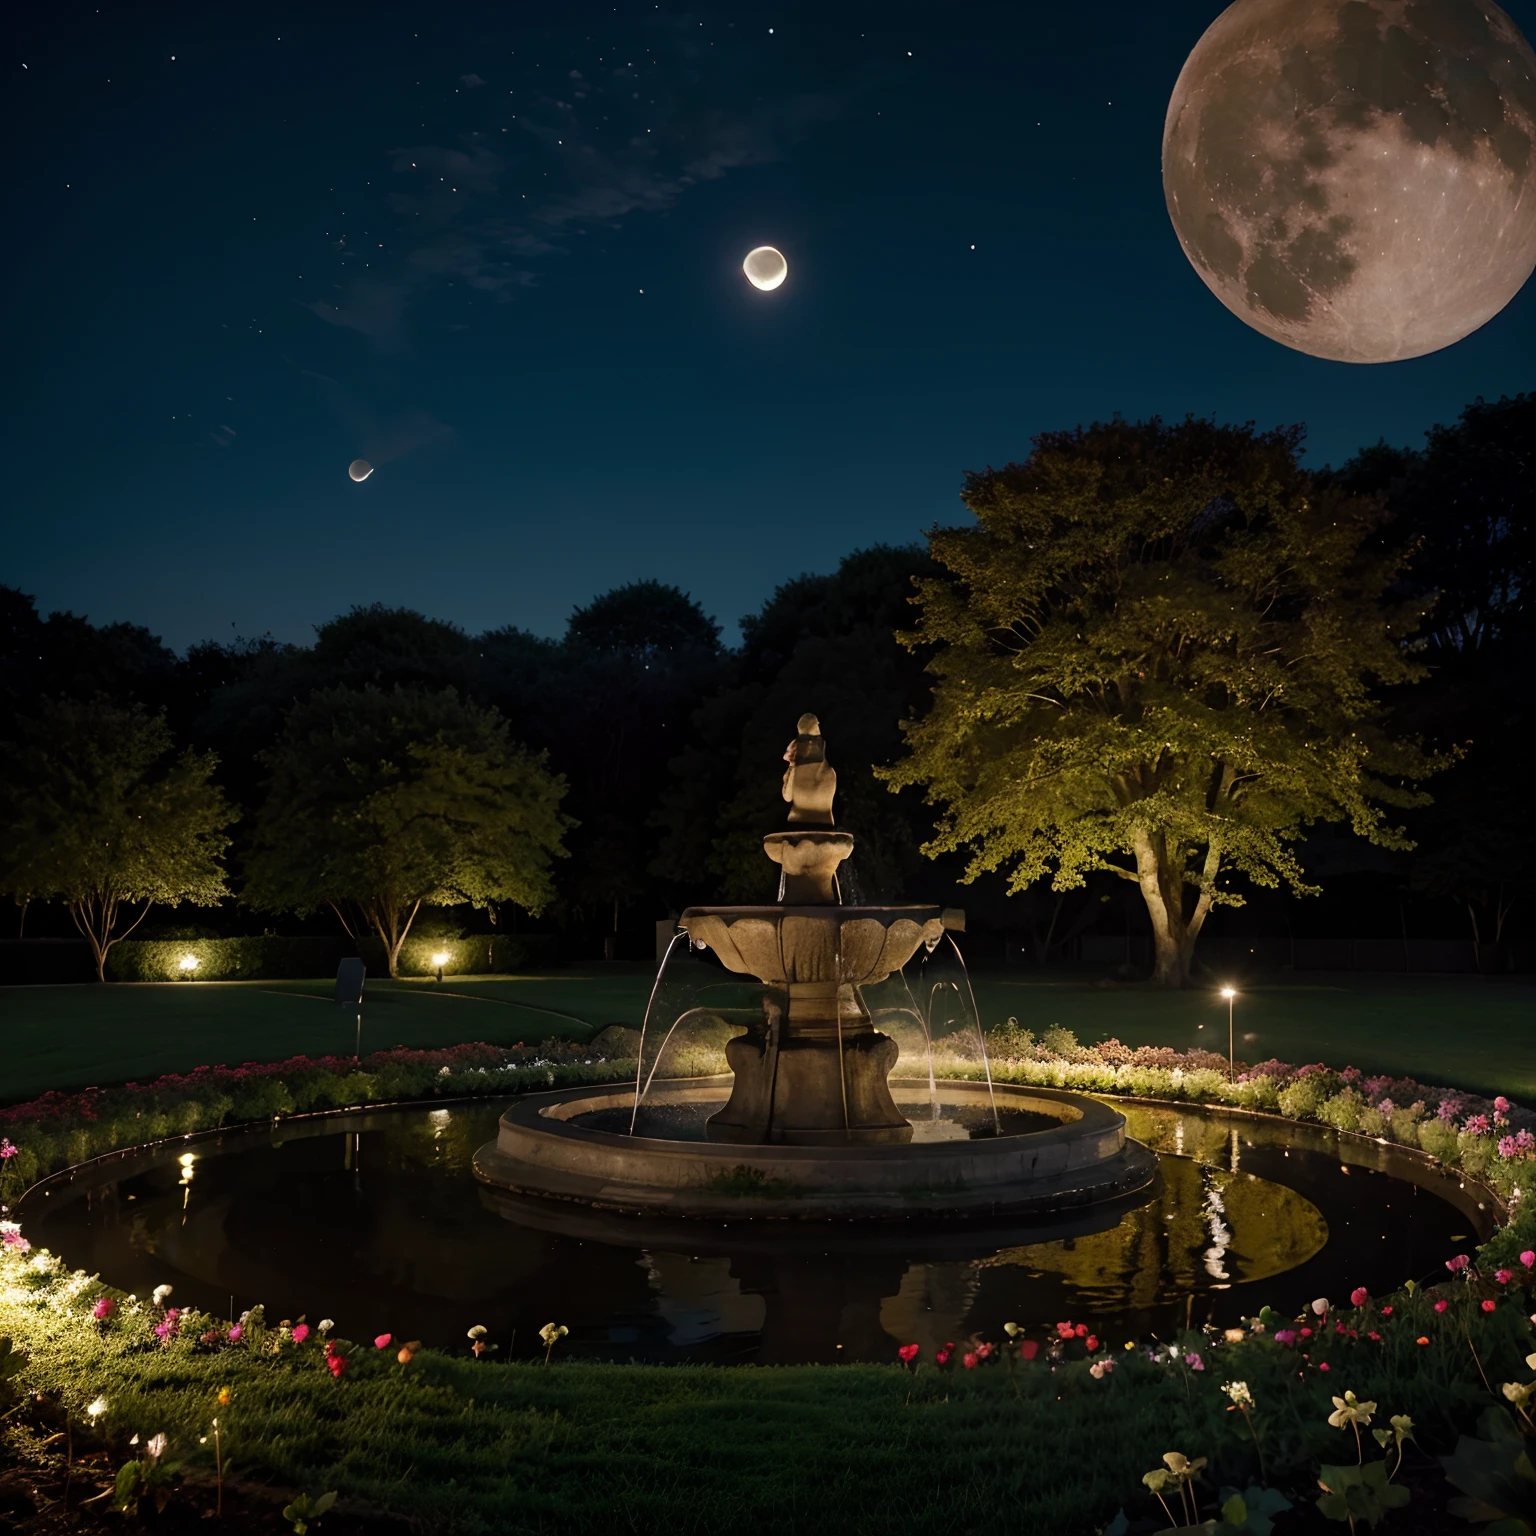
335, 957, 366, 1006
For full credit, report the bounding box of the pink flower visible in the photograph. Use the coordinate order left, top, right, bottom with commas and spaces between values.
1465, 1114, 1491, 1136
1483, 1299, 1497, 1313
92, 1297, 116, 1321
1089, 1359, 1113, 1379
1350, 1287, 1369, 1307
1186, 1352, 1205, 1372
1, 1230, 28, 1253
1273, 1329, 1297, 1345
1318, 1361, 1330, 1372
374, 1333, 393, 1350
1496, 1269, 1513, 1286
227, 1325, 243, 1342
1447, 1254, 1471, 1273
1367, 1331, 1381, 1342
0, 1138, 17, 1159
976, 1342, 994, 1360
291, 1323, 310, 1344
1434, 1299, 1449, 1313
934, 1349, 951, 1367
1381, 1305, 1393, 1316
1522, 1251, 1536, 1270
1055, 1321, 1075, 1340
897, 1343, 920, 1364
327, 1354, 348, 1378
962, 1352, 978, 1370
1495, 1096, 1511, 1114
1299, 1327, 1313, 1339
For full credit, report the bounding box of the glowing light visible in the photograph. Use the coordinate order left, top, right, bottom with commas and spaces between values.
742, 246, 787, 291
1220, 986, 1236, 999
178, 954, 199, 972
432, 951, 451, 968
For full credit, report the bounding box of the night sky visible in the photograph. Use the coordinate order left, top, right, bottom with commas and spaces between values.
6, 0, 1534, 652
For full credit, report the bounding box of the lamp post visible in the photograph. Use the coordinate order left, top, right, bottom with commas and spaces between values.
1221, 986, 1237, 1081
432, 951, 450, 985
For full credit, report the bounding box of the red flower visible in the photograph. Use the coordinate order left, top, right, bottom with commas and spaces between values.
1380, 1306, 1393, 1316
934, 1349, 951, 1367
1350, 1287, 1369, 1307
897, 1343, 920, 1363
374, 1333, 393, 1350
1085, 1335, 1099, 1353
1074, 1323, 1087, 1338
962, 1352, 978, 1370
1318, 1361, 1330, 1372
1299, 1327, 1312, 1339
976, 1342, 994, 1359
1367, 1331, 1381, 1342
1434, 1299, 1449, 1313
1482, 1299, 1497, 1313
1020, 1340, 1040, 1361
327, 1354, 348, 1378
1416, 1336, 1431, 1346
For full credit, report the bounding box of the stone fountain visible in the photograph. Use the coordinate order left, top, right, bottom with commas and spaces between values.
475, 715, 1155, 1218
683, 713, 949, 1145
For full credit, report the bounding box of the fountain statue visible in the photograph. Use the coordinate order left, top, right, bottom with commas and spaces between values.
475, 714, 1155, 1219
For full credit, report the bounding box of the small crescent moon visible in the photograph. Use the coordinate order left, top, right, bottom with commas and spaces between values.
348, 459, 374, 482
743, 246, 787, 291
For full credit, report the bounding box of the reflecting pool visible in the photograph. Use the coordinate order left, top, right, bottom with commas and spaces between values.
22, 1098, 1489, 1364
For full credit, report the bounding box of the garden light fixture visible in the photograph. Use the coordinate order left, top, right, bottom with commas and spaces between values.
432, 950, 450, 983
178, 954, 199, 974
1221, 987, 1237, 1081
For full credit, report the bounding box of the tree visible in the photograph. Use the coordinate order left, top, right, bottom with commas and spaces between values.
0, 701, 233, 980
883, 418, 1437, 986
245, 686, 572, 975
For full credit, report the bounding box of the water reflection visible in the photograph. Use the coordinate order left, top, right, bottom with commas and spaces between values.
22, 1099, 1487, 1364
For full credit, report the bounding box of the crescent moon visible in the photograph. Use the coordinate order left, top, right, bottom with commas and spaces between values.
348, 459, 374, 482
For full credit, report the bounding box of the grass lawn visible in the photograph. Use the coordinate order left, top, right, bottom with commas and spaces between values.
0, 969, 654, 1104
3, 964, 1532, 1106
970, 970, 1536, 1101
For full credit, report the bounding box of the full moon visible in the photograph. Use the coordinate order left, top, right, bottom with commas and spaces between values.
348, 459, 374, 482
1163, 0, 1536, 363
743, 245, 788, 291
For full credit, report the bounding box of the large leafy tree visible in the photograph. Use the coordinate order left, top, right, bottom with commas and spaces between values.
0, 701, 233, 979
245, 685, 572, 975
884, 418, 1436, 986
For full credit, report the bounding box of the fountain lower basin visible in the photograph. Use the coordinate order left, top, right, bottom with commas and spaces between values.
472, 1077, 1157, 1219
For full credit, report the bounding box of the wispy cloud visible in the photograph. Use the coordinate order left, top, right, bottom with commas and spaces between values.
304, 11, 860, 347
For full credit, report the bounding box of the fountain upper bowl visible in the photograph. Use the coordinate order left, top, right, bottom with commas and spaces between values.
679, 904, 952, 988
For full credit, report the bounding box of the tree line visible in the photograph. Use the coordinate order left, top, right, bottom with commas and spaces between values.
0, 394, 1529, 985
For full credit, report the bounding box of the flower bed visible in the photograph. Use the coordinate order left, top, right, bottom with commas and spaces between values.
0, 1041, 634, 1203
961, 1022, 1536, 1202
5, 1213, 1536, 1532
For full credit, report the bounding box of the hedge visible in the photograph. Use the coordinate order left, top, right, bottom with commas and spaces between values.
97, 933, 560, 983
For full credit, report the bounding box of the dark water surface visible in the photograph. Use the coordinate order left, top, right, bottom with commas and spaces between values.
23, 1100, 1488, 1364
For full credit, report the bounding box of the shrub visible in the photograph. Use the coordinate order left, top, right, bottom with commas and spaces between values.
985, 1018, 1035, 1059
1277, 1076, 1332, 1121
1418, 1118, 1459, 1161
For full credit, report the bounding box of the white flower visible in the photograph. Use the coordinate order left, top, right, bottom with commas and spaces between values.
318, 1319, 334, 1334
146, 1433, 168, 1461
1223, 1380, 1254, 1409
86, 1396, 108, 1419
152, 1284, 173, 1306
467, 1324, 488, 1340
1311, 1297, 1329, 1316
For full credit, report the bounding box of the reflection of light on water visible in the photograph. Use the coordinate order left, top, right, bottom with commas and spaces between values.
1174, 1120, 1185, 1156
1202, 1174, 1231, 1280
